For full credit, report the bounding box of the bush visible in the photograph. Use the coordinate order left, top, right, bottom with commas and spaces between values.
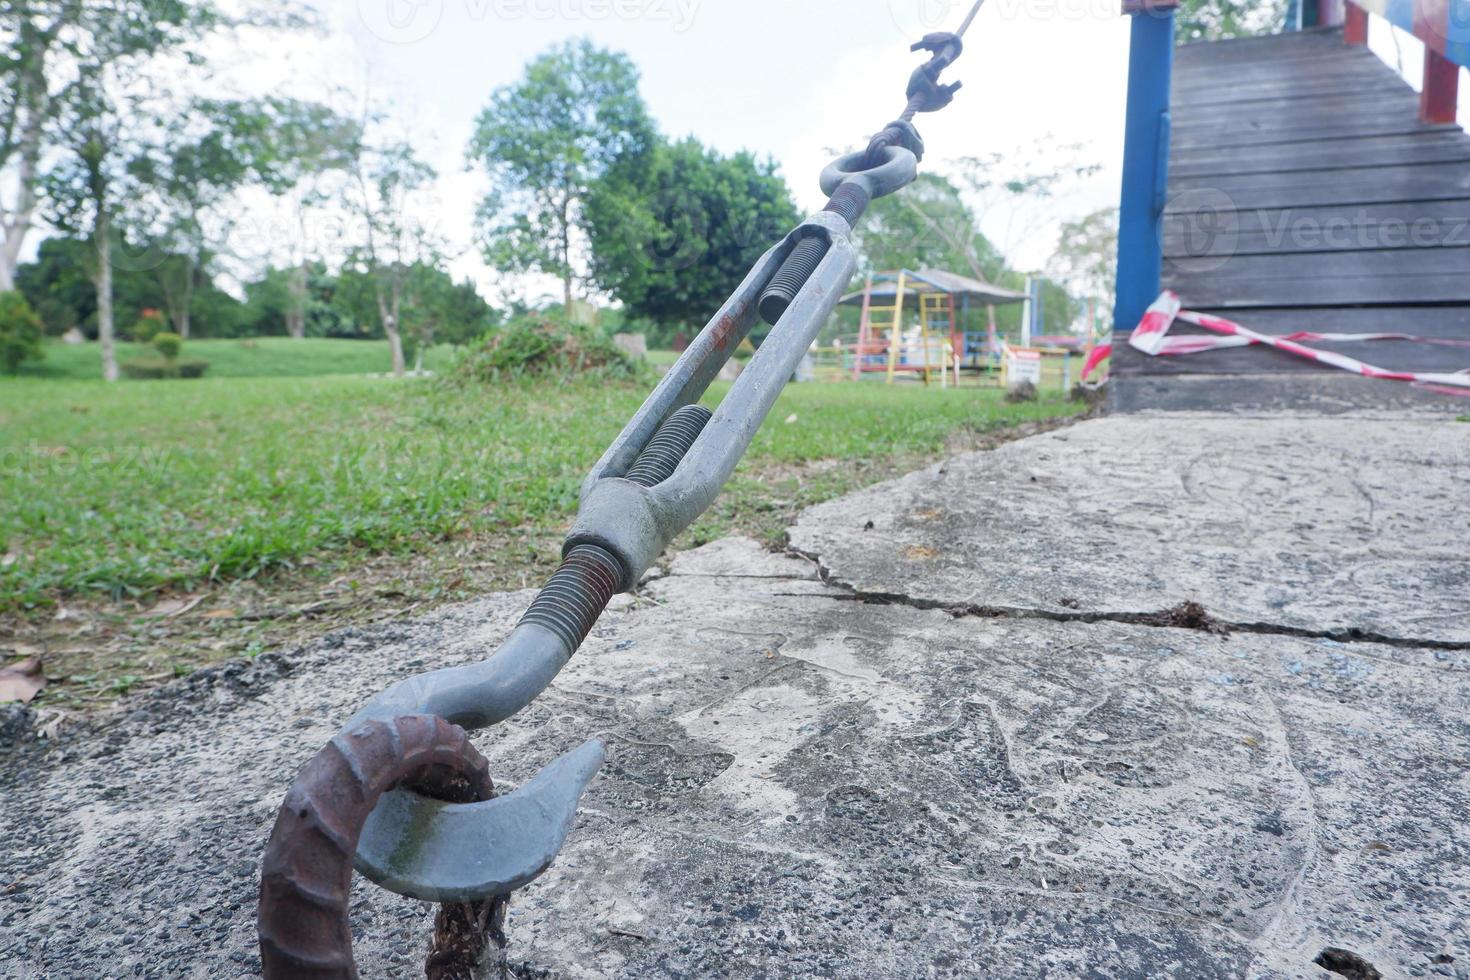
119, 358, 209, 380
453, 313, 639, 383
0, 291, 44, 373
131, 309, 168, 343
1004, 379, 1038, 403
153, 331, 183, 361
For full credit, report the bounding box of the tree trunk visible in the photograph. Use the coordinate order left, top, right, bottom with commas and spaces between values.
0, 126, 42, 293
287, 262, 308, 339
94, 212, 117, 382
0, 30, 50, 293
178, 266, 194, 340
0, 247, 16, 292
172, 268, 193, 340
387, 327, 405, 377
412, 345, 424, 376
378, 291, 405, 378
561, 192, 573, 318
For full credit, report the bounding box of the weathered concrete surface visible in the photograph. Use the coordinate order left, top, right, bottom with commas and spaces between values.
791, 414, 1470, 645
3, 536, 1468, 979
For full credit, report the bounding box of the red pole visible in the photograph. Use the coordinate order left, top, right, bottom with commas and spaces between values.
1343, 2, 1368, 44
1420, 48, 1461, 124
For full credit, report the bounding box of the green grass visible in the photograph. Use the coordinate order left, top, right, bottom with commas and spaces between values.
0, 374, 1081, 613
14, 337, 460, 381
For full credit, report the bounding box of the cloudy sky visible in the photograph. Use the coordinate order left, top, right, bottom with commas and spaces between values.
210, 0, 1455, 305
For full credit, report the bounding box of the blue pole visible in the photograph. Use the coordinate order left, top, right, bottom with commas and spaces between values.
1114, 7, 1175, 332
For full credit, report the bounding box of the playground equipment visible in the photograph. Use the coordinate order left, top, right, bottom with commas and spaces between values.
846, 270, 957, 385
839, 267, 1026, 383
259, 3, 989, 975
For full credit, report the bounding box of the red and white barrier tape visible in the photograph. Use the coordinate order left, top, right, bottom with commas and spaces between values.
1080, 291, 1470, 394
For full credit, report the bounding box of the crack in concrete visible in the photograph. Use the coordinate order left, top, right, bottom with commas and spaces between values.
781, 547, 1470, 653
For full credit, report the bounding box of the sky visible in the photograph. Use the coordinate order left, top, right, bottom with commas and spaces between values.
215, 0, 1139, 303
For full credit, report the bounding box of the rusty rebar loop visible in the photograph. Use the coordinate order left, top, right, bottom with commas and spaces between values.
258, 715, 495, 980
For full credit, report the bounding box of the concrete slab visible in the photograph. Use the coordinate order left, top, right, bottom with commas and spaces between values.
790, 414, 1470, 645
3, 539, 1467, 978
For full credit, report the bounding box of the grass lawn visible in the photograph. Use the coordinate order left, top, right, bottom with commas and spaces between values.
1, 368, 1085, 707
16, 337, 460, 381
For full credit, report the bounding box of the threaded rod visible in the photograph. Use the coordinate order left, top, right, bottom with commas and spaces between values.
624, 404, 713, 488
759, 183, 871, 325
518, 544, 622, 653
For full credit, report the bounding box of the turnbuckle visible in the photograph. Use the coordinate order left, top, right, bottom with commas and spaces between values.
257, 147, 919, 977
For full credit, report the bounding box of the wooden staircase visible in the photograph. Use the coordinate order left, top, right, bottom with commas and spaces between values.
1112, 28, 1470, 410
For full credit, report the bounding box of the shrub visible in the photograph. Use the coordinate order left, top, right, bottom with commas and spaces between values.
152, 331, 183, 361
119, 358, 209, 380
453, 313, 639, 384
0, 290, 44, 374
131, 309, 168, 343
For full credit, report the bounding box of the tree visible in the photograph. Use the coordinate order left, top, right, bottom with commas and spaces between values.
468, 39, 656, 315
248, 97, 360, 339
344, 139, 437, 376
244, 261, 346, 338
0, 2, 75, 291
436, 278, 500, 346
944, 141, 1103, 267
329, 265, 382, 339
1176, 0, 1290, 41
14, 234, 253, 339
583, 137, 800, 332
852, 172, 1085, 343
856, 174, 1007, 282
39, 1, 222, 380
1050, 207, 1118, 325
128, 96, 352, 340
401, 266, 498, 360
15, 235, 95, 334
0, 289, 44, 372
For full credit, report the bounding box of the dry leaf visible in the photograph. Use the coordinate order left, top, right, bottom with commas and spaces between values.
145, 597, 191, 618
0, 658, 46, 704
905, 545, 939, 560
0, 552, 18, 568
145, 594, 205, 619
783, 413, 797, 424
203, 608, 238, 620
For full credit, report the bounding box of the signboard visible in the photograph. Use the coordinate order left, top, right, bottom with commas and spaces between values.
1004, 347, 1043, 386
